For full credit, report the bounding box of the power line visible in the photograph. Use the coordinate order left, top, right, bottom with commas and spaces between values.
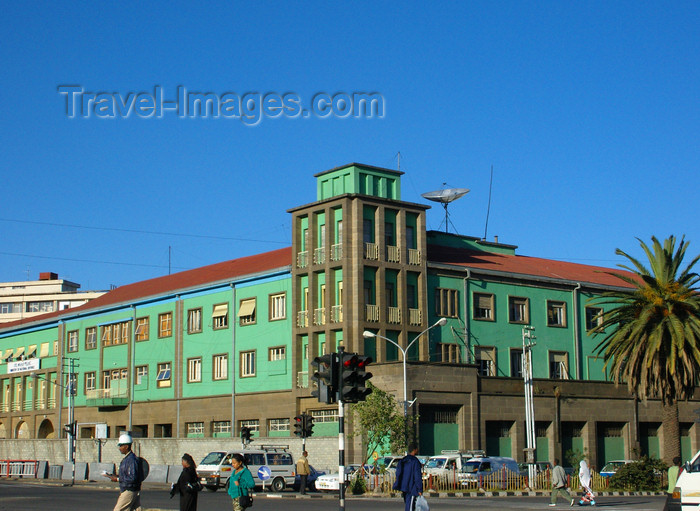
0, 218, 288, 244
0, 251, 189, 271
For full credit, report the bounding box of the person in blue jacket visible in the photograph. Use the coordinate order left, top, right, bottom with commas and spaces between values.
393, 443, 423, 511
226, 453, 255, 511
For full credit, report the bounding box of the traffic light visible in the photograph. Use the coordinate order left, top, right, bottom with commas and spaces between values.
355, 354, 373, 401
293, 415, 304, 437
339, 352, 374, 403
240, 426, 251, 444
63, 422, 76, 437
303, 414, 314, 437
310, 353, 338, 404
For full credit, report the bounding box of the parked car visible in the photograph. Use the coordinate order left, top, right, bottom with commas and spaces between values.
458, 455, 520, 488
197, 446, 295, 492
518, 461, 552, 476
293, 465, 325, 492
315, 465, 365, 492
599, 460, 633, 478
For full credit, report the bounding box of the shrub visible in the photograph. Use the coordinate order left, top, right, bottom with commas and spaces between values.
350, 475, 367, 494
608, 456, 667, 491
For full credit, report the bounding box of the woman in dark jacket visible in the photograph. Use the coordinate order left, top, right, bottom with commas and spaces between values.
170, 453, 199, 511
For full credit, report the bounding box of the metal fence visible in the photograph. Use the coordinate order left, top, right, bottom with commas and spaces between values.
0, 460, 39, 478
358, 468, 667, 494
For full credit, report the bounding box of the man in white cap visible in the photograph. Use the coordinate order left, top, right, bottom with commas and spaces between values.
104, 432, 142, 511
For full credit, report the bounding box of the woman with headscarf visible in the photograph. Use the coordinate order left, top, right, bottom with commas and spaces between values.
170, 453, 200, 511
226, 453, 255, 511
578, 459, 596, 506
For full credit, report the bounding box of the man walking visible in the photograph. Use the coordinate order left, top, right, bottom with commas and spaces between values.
550, 458, 574, 507
105, 432, 142, 511
393, 443, 423, 511
296, 450, 310, 495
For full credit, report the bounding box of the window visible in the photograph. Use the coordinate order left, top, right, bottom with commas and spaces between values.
586, 306, 604, 331
547, 300, 567, 327
406, 225, 416, 249
67, 330, 79, 353
240, 351, 256, 377
28, 301, 54, 313
475, 346, 496, 376
363, 218, 373, 243
159, 313, 173, 338
85, 327, 97, 350
102, 321, 130, 346
213, 354, 228, 380
549, 352, 569, 379
238, 298, 256, 326
186, 422, 204, 437
102, 367, 128, 389
240, 419, 260, 433
310, 409, 339, 422
510, 349, 523, 378
438, 343, 460, 363
473, 293, 494, 320
435, 288, 459, 318
385, 221, 395, 246
156, 362, 172, 388
135, 317, 149, 341
508, 296, 529, 324
213, 420, 231, 436
269, 346, 286, 361
0, 303, 21, 314
212, 303, 229, 330
135, 365, 148, 385
187, 357, 202, 383
269, 418, 290, 432
85, 372, 96, 392
187, 308, 202, 334
269, 293, 286, 321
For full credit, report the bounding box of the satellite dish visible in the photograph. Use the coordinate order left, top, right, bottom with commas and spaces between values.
421, 187, 470, 233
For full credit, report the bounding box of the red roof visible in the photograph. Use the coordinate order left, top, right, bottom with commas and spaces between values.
0, 247, 292, 330
428, 245, 635, 288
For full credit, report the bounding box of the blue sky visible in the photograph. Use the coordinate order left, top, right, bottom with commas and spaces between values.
1, 1, 698, 290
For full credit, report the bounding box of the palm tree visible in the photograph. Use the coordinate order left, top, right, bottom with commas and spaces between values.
591, 235, 700, 464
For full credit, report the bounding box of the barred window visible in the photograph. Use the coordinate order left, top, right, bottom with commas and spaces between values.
310, 409, 339, 423
186, 422, 204, 437
213, 421, 231, 435
269, 418, 290, 432
240, 419, 259, 432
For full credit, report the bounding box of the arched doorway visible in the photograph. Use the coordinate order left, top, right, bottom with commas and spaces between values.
38, 419, 55, 439
15, 420, 30, 439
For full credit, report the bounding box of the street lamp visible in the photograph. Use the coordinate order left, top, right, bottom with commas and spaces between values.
363, 317, 447, 445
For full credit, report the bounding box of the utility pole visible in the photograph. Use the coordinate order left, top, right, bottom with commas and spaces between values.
67, 358, 76, 486
337, 345, 346, 511
522, 326, 536, 487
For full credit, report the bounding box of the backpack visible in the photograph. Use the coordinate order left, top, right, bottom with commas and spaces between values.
137, 456, 149, 483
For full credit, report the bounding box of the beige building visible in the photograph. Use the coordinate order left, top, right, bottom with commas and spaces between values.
0, 272, 105, 324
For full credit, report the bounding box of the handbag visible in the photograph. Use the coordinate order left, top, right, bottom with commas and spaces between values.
240, 493, 254, 508
415, 495, 429, 511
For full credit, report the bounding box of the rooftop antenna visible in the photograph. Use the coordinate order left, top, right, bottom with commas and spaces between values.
421, 184, 469, 233
483, 165, 494, 240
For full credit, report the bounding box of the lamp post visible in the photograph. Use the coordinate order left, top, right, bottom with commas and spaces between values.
363, 317, 447, 446
522, 326, 536, 487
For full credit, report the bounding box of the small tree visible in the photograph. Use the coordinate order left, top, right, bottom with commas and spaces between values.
350, 382, 414, 465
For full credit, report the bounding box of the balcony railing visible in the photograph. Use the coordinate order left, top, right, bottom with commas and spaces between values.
86, 387, 129, 407
386, 245, 401, 263
409, 308, 422, 326
313, 247, 326, 265
297, 251, 309, 268
331, 305, 343, 323
364, 243, 379, 260
297, 310, 309, 328
331, 243, 343, 261
365, 304, 379, 322
23, 399, 32, 411
313, 308, 326, 325
11, 402, 21, 412
387, 307, 401, 324
408, 248, 422, 265
0, 403, 8, 412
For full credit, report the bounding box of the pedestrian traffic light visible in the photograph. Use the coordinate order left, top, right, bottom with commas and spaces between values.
293, 415, 304, 437
303, 414, 314, 437
310, 353, 338, 404
240, 426, 252, 444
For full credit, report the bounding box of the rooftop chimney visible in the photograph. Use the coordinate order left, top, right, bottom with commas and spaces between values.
39, 272, 59, 281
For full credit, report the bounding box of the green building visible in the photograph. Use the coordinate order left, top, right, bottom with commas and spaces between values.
1, 163, 697, 467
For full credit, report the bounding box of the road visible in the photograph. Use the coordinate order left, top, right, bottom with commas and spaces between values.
0, 480, 667, 511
